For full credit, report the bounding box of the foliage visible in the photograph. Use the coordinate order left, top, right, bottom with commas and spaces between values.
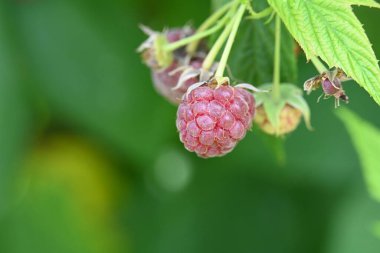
268, 0, 380, 105
337, 108, 380, 202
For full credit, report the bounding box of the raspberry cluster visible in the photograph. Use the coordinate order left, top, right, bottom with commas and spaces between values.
176, 83, 255, 158
138, 23, 308, 158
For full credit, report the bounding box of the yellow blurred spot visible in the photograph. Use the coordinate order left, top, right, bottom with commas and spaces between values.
16, 134, 129, 253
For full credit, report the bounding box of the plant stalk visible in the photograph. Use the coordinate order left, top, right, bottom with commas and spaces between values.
186, 1, 234, 54
214, 4, 246, 77
272, 14, 282, 101
165, 13, 231, 52
202, 16, 235, 70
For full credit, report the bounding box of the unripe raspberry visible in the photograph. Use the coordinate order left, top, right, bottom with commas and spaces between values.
176, 83, 255, 158
139, 26, 195, 69
152, 57, 204, 104
255, 104, 302, 136
166, 27, 194, 43
166, 27, 196, 57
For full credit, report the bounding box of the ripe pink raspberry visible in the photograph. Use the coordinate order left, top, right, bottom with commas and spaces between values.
176, 83, 255, 158
152, 57, 204, 104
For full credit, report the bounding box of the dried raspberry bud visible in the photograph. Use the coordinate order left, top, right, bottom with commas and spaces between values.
321, 77, 349, 107
176, 81, 255, 158
304, 68, 349, 107
255, 104, 302, 135
322, 77, 341, 95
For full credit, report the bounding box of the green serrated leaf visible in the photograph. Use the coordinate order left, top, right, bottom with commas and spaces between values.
336, 108, 380, 203
213, 0, 297, 85
342, 0, 380, 8
268, 0, 380, 105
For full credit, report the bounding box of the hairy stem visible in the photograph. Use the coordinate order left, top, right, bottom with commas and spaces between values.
214, 4, 246, 77
272, 15, 281, 101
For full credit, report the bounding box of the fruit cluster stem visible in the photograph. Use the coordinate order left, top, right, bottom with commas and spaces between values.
214, 4, 246, 77
272, 14, 282, 101
165, 14, 230, 52
186, 1, 234, 54
202, 14, 236, 70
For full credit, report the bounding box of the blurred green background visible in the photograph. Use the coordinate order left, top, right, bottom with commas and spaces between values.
1, 0, 380, 252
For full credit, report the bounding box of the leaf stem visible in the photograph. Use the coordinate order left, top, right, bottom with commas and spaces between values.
272, 14, 281, 101
310, 57, 328, 74
214, 4, 246, 77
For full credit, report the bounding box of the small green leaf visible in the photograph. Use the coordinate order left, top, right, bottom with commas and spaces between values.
268, 0, 380, 105
336, 108, 380, 202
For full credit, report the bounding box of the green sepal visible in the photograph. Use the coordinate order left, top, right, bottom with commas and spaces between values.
285, 89, 312, 130
154, 34, 173, 68
254, 83, 312, 133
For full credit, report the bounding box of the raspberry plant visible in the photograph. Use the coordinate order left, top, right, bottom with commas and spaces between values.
138, 0, 380, 158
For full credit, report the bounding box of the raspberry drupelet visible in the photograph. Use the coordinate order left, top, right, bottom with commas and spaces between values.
176, 82, 255, 158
